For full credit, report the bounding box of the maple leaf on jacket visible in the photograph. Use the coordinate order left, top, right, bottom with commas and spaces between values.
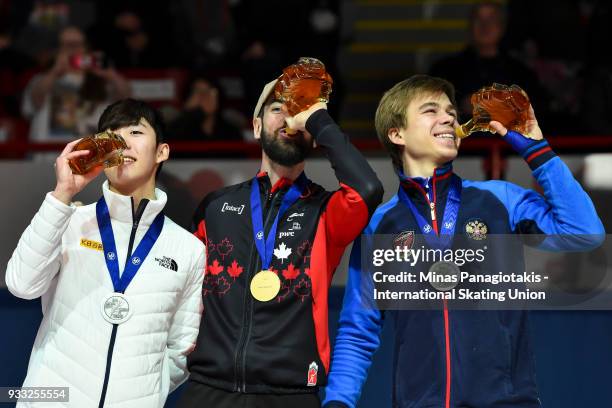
216, 238, 234, 259
215, 277, 231, 296
227, 260, 244, 279
282, 263, 299, 280
277, 281, 291, 302
206, 239, 216, 254
207, 259, 224, 275
297, 240, 312, 263
273, 242, 292, 263
293, 278, 312, 301
202, 275, 216, 296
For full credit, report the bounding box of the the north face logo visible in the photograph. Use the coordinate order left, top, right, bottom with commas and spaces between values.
155, 256, 178, 271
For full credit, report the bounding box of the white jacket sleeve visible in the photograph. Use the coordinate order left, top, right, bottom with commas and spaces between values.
166, 245, 206, 392
5, 192, 76, 299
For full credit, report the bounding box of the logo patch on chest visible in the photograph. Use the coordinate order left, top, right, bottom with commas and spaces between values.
80, 238, 103, 251
465, 219, 488, 240
221, 202, 245, 215
274, 243, 292, 263
155, 256, 178, 271
394, 230, 415, 249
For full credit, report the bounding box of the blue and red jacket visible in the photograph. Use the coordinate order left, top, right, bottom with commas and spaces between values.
323, 137, 604, 408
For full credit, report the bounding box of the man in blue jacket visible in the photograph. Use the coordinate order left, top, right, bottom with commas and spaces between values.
323, 75, 604, 408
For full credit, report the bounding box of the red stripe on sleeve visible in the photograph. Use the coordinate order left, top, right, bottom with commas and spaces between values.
526, 146, 552, 163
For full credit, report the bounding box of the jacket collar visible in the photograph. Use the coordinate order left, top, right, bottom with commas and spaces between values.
397, 162, 454, 208
256, 170, 299, 194
102, 180, 167, 226
398, 161, 453, 188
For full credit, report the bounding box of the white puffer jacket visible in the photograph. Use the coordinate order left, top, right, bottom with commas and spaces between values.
5, 182, 206, 407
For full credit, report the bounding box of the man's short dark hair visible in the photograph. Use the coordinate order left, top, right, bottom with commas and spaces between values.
98, 98, 166, 176
98, 98, 166, 143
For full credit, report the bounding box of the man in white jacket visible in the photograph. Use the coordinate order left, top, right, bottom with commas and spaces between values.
5, 99, 206, 407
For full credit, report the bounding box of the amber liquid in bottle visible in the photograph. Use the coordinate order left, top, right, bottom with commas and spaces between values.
456, 83, 531, 138
68, 131, 127, 175
274, 57, 333, 128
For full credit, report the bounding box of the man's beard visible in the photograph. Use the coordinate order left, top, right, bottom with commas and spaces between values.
260, 127, 313, 167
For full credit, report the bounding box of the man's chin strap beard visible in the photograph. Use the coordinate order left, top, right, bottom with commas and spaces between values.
263, 144, 305, 167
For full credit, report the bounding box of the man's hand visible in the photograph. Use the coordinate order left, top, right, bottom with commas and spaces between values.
52, 139, 104, 205
284, 102, 327, 133
489, 104, 543, 140
489, 104, 547, 157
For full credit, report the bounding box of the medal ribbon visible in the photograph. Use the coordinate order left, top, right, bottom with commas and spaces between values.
250, 173, 307, 270
397, 175, 462, 249
96, 197, 165, 293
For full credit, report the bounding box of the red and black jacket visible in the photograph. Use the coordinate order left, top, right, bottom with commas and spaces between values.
188, 109, 383, 394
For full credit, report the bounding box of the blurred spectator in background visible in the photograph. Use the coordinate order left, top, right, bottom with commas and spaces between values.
231, 0, 289, 115
232, 0, 342, 119
170, 0, 236, 71
89, 2, 176, 68
505, 0, 592, 135
169, 75, 243, 142
102, 10, 156, 68
21, 26, 130, 141
12, 0, 96, 68
429, 1, 546, 126
301, 0, 343, 119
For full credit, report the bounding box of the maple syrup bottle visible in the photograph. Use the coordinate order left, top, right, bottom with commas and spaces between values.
68, 131, 128, 174
456, 83, 531, 138
274, 57, 333, 133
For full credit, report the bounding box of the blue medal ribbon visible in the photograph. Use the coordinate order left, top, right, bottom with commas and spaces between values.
96, 197, 165, 293
397, 175, 461, 249
250, 173, 307, 270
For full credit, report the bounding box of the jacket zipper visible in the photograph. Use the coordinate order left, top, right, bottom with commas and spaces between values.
234, 184, 281, 392
443, 297, 451, 408
423, 173, 451, 408
98, 198, 149, 408
425, 176, 439, 235
430, 173, 451, 408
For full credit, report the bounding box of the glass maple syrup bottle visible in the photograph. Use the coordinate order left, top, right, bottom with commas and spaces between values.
274, 57, 333, 133
68, 130, 128, 175
456, 83, 531, 138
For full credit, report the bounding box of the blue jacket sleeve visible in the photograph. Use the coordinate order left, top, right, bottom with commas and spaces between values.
499, 138, 604, 250
323, 234, 384, 408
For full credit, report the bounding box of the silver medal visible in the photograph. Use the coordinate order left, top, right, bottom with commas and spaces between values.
428, 261, 460, 291
101, 293, 132, 324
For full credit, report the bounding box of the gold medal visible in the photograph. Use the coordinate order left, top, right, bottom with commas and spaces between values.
250, 270, 281, 302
